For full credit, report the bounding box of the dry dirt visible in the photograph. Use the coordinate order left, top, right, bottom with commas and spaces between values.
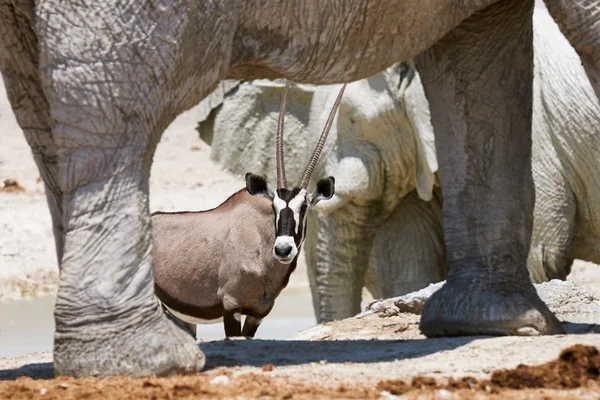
3, 311, 600, 399
1, 345, 600, 399
0, 180, 25, 193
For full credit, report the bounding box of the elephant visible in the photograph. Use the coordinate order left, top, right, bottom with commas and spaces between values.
527, 9, 600, 283
197, 7, 600, 322
1, 0, 598, 377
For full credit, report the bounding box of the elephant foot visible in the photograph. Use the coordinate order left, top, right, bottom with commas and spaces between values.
419, 279, 564, 337
54, 305, 205, 378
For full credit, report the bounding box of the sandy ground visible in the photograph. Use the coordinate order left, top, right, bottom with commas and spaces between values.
1, 315, 600, 399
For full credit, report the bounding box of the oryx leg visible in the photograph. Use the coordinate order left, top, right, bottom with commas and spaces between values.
224, 311, 242, 337
241, 316, 263, 338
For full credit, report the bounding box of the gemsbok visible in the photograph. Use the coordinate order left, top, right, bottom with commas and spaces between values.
152, 81, 346, 338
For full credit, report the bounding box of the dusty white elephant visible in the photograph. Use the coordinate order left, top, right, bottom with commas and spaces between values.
2, 0, 598, 377
198, 7, 600, 322
527, 11, 600, 283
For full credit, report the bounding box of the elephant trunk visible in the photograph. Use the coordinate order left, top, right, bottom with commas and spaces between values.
311, 203, 381, 323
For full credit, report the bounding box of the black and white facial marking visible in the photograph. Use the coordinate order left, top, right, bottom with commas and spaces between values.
245, 173, 335, 264
272, 187, 308, 263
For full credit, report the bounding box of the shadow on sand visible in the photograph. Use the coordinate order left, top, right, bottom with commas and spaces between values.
1, 320, 598, 380
0, 362, 54, 381
0, 336, 479, 380
200, 336, 478, 370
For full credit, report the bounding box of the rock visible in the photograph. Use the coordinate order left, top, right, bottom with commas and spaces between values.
535, 280, 600, 315
392, 282, 445, 314
357, 281, 445, 319
292, 325, 333, 341
361, 279, 600, 318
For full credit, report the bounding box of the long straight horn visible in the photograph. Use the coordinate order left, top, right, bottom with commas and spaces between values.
299, 83, 347, 189
276, 81, 291, 189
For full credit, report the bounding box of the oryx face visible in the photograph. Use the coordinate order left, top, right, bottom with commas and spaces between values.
272, 188, 308, 263
246, 174, 335, 264
244, 80, 343, 264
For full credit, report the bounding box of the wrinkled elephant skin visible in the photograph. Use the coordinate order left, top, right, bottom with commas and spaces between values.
1, 0, 598, 377
527, 9, 600, 283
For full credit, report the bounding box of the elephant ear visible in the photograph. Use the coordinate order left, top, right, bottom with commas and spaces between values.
403, 66, 438, 202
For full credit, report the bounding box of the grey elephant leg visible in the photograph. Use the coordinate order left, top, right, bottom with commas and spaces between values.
48, 134, 205, 376
314, 205, 378, 323
416, 0, 563, 336
28, 3, 218, 377
544, 0, 600, 101
0, 3, 64, 265
371, 190, 446, 299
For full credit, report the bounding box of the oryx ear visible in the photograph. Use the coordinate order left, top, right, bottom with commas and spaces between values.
310, 176, 335, 206
245, 173, 274, 199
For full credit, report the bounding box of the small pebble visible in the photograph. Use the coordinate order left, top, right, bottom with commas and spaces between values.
262, 364, 274, 372
210, 375, 231, 385
319, 360, 328, 365
436, 389, 451, 399
40, 388, 47, 395
58, 382, 69, 389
